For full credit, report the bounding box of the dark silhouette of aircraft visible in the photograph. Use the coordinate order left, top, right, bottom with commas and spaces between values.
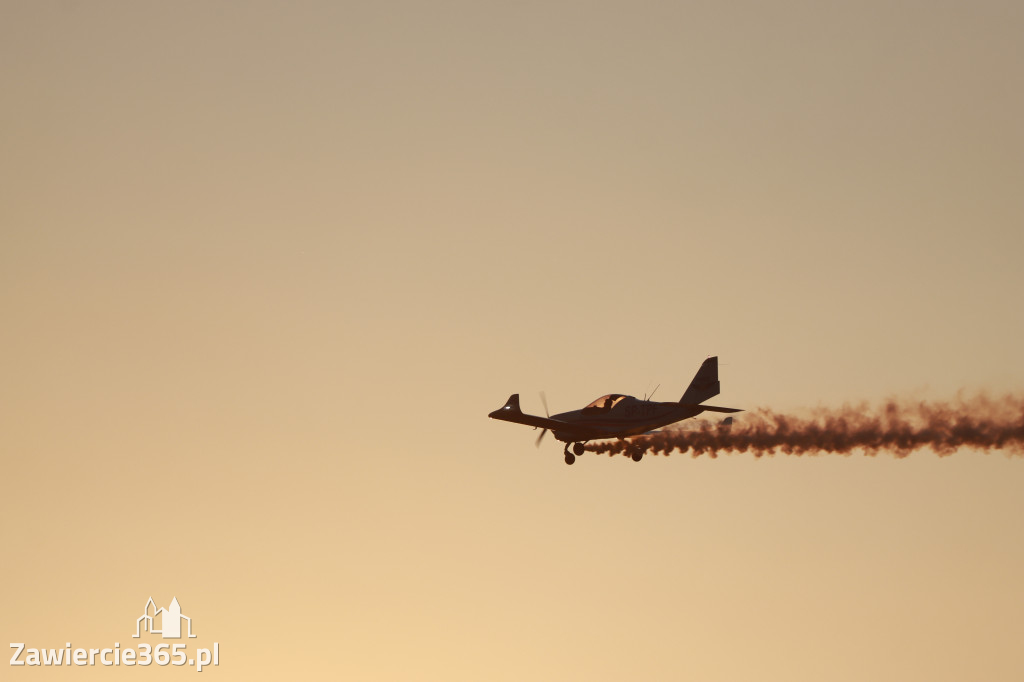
488, 356, 741, 465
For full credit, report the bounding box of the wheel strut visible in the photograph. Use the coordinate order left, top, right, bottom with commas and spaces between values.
563, 443, 576, 465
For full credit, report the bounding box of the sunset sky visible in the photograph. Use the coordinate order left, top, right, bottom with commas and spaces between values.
2, 1, 1023, 680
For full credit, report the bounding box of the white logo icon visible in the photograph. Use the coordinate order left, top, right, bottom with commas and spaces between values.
133, 597, 196, 639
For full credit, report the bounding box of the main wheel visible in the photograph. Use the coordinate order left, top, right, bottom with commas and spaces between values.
564, 453, 576, 465
631, 450, 644, 462
572, 442, 585, 456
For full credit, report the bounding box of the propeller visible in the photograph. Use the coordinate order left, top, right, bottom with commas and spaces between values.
535, 391, 550, 447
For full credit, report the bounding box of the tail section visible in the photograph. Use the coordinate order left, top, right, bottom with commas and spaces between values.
680, 356, 720, 404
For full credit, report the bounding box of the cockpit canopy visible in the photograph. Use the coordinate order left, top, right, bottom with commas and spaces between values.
581, 394, 627, 415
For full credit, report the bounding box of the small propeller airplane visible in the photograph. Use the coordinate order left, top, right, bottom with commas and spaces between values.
488, 356, 741, 465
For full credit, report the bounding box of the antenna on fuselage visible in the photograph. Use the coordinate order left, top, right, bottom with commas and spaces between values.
647, 384, 660, 402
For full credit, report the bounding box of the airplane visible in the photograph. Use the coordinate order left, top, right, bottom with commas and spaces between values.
488, 356, 741, 465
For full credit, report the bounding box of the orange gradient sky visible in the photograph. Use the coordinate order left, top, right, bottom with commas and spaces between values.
2, 2, 1023, 680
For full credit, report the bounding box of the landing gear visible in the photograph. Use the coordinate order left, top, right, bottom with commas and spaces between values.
627, 444, 644, 462
563, 442, 584, 466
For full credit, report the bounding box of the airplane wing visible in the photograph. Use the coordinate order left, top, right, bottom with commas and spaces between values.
488, 394, 600, 440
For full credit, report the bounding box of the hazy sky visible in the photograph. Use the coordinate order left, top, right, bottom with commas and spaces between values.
2, 1, 1023, 680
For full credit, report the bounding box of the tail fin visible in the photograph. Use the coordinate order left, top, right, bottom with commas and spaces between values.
680, 356, 720, 404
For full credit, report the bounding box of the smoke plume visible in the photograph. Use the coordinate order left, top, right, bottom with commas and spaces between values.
584, 394, 1024, 458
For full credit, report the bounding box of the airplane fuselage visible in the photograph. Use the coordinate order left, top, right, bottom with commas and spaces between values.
487, 356, 741, 465
549, 397, 703, 442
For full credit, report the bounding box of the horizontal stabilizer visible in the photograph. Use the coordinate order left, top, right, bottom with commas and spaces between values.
684, 401, 741, 411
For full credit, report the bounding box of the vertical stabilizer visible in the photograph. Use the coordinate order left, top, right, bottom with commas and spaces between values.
680, 356, 720, 404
